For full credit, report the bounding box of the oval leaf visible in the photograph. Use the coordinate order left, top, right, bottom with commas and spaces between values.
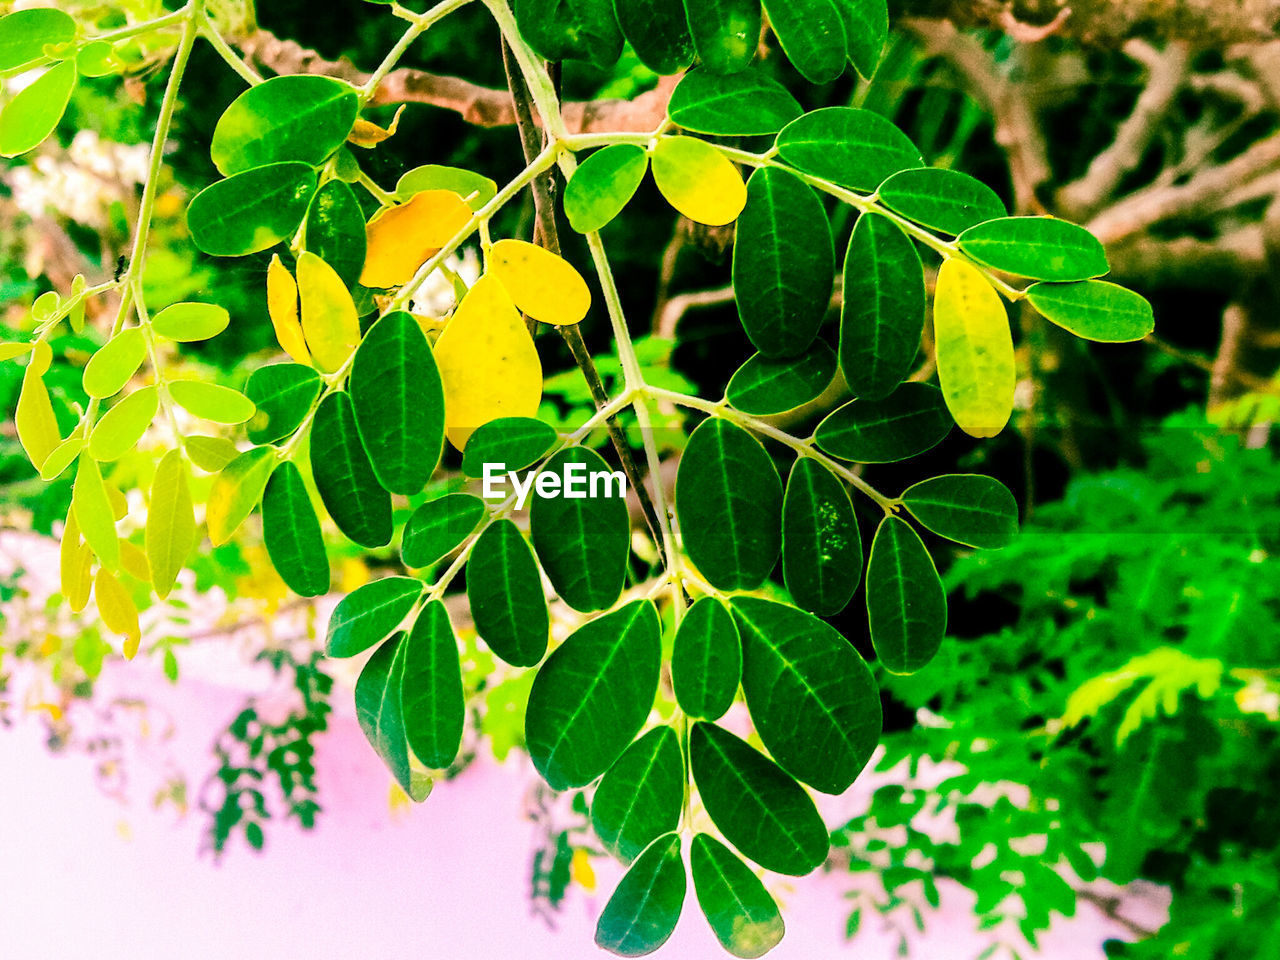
151, 302, 230, 342
461, 417, 557, 477
515, 0, 623, 70
169, 380, 256, 425
813, 381, 951, 463
402, 600, 465, 770
0, 59, 76, 158
245, 362, 322, 445
206, 447, 275, 546
900, 473, 1018, 549
836, 0, 889, 79
466, 518, 549, 667
866, 515, 947, 674
327, 576, 423, 658
529, 447, 630, 613
733, 166, 834, 358
652, 136, 746, 227
615, 0, 694, 74
565, 144, 649, 234
676, 417, 782, 591
732, 596, 880, 793
0, 9, 75, 70
83, 328, 146, 399
73, 455, 119, 570
298, 251, 361, 373
782, 458, 862, 616
304, 179, 367, 288
187, 162, 318, 258
934, 258, 1015, 438
667, 67, 802, 136
1026, 280, 1154, 342
726, 340, 836, 416
591, 726, 684, 862
401, 494, 486, 569
763, 0, 847, 84
690, 833, 786, 959
489, 239, 591, 326
526, 600, 661, 790
689, 722, 829, 876
839, 212, 926, 401
355, 632, 413, 792
671, 596, 742, 721
958, 216, 1109, 281
361, 189, 472, 288
595, 834, 686, 958
682, 0, 761, 75
262, 460, 330, 597
267, 254, 310, 365
775, 107, 922, 193
350, 311, 445, 494
146, 449, 195, 599
877, 167, 1006, 236
310, 391, 392, 548
211, 75, 358, 176
396, 165, 496, 210
88, 387, 158, 462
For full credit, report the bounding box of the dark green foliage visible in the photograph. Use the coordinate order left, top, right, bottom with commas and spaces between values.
401, 494, 486, 568
466, 518, 549, 667
592, 726, 684, 861
814, 382, 951, 463
726, 341, 837, 415
310, 391, 392, 547
261, 461, 330, 597
671, 596, 742, 720
594, 834, 686, 956
245, 363, 321, 445
781, 458, 861, 615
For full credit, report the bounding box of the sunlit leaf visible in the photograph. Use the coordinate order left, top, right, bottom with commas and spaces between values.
401, 600, 465, 769
361, 190, 472, 289
206, 447, 275, 547
0, 59, 76, 158
775, 107, 922, 192
168, 380, 256, 425
401, 494, 486, 569
151, 302, 230, 342
187, 162, 317, 257
211, 75, 358, 176
262, 460, 330, 597
95, 568, 139, 654
327, 575, 422, 658
933, 258, 1015, 438
682, 0, 761, 75
298, 251, 361, 373
690, 833, 785, 958
146, 449, 195, 599
489, 239, 592, 325
667, 67, 801, 136
565, 144, 649, 234
877, 168, 1006, 236
267, 254, 311, 365
0, 9, 75, 70
958, 216, 1109, 282
652, 136, 747, 227
461, 417, 557, 477
1026, 280, 1154, 342
310, 392, 392, 548
82, 328, 146, 399
88, 386, 157, 461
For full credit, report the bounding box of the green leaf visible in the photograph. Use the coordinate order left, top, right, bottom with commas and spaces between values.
733, 167, 834, 358
305, 179, 367, 288
187, 162, 318, 257
461, 417, 557, 477
682, 0, 761, 75
775, 107, 922, 193
814, 382, 951, 463
839, 212, 926, 400
672, 596, 742, 721
614, 0, 694, 74
667, 67, 802, 136
146, 449, 195, 599
1026, 280, 1154, 342
262, 461, 330, 597
88, 387, 157, 462
82, 328, 146, 399
0, 59, 76, 158
245, 363, 322, 445
564, 144, 649, 234
865, 515, 947, 674
466, 518, 548, 667
958, 217, 1109, 281
782, 458, 862, 616
310, 392, 392, 548
207, 447, 275, 546
0, 9, 75, 70
151, 302, 230, 342
762, 0, 846, 84
726, 340, 836, 415
355, 632, 413, 792
526, 600, 661, 790
591, 726, 684, 862
185, 435, 239, 473
832, 0, 888, 79
676, 417, 782, 591
900, 473, 1019, 549
326, 575, 422, 659
401, 600, 465, 770
595, 834, 686, 957
349, 311, 445, 495
396, 165, 497, 210
877, 168, 1006, 236
401, 494, 486, 568
211, 75, 358, 176
514, 0, 623, 70
689, 722, 828, 875
169, 381, 256, 424
690, 833, 786, 958
73, 455, 119, 570
529, 447, 630, 613
75, 41, 116, 78
732, 596, 880, 793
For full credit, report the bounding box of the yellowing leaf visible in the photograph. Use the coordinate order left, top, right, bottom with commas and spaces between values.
40, 434, 84, 481
348, 105, 405, 148
488, 239, 591, 326
267, 254, 311, 365
120, 540, 150, 583
0, 341, 33, 361
434, 275, 542, 450
73, 455, 119, 571
16, 343, 60, 470
147, 449, 195, 599
60, 505, 93, 613
571, 847, 596, 891
651, 136, 747, 226
297, 251, 360, 373
94, 568, 140, 655
360, 190, 472, 288
933, 258, 1015, 439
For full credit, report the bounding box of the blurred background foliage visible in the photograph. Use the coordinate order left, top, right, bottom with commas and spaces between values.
3, 1, 1278, 957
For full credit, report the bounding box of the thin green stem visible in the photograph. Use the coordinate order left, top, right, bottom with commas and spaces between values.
198, 13, 263, 85
0, 8, 190, 78
355, 168, 398, 206
360, 0, 473, 102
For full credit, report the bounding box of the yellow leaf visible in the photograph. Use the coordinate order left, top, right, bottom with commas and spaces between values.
348, 105, 405, 148
147, 449, 195, 599
298, 251, 360, 373
73, 455, 119, 570
360, 190, 472, 288
933, 258, 1015, 438
119, 540, 150, 583
267, 254, 311, 366
488, 239, 591, 326
0, 341, 33, 361
15, 342, 61, 470
434, 274, 542, 450
60, 505, 93, 613
571, 847, 596, 891
651, 136, 747, 226
106, 481, 128, 520
94, 568, 140, 654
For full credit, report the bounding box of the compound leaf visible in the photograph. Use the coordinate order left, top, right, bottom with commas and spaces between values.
775, 107, 922, 193
592, 726, 684, 862
401, 494, 486, 569
691, 833, 785, 959
401, 600, 465, 770
667, 67, 801, 136
682, 0, 761, 75
262, 460, 330, 597
900, 473, 1019, 549
877, 167, 1006, 236
595, 834, 686, 957
652, 136, 746, 227
466, 518, 548, 667
933, 258, 1015, 438
1026, 280, 1154, 342
211, 75, 358, 176
865, 515, 946, 674
565, 144, 649, 234
671, 596, 742, 721
187, 162, 317, 257
814, 382, 951, 463
146, 449, 195, 599
726, 340, 837, 416
245, 363, 322, 446
958, 216, 1109, 282
310, 391, 392, 548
